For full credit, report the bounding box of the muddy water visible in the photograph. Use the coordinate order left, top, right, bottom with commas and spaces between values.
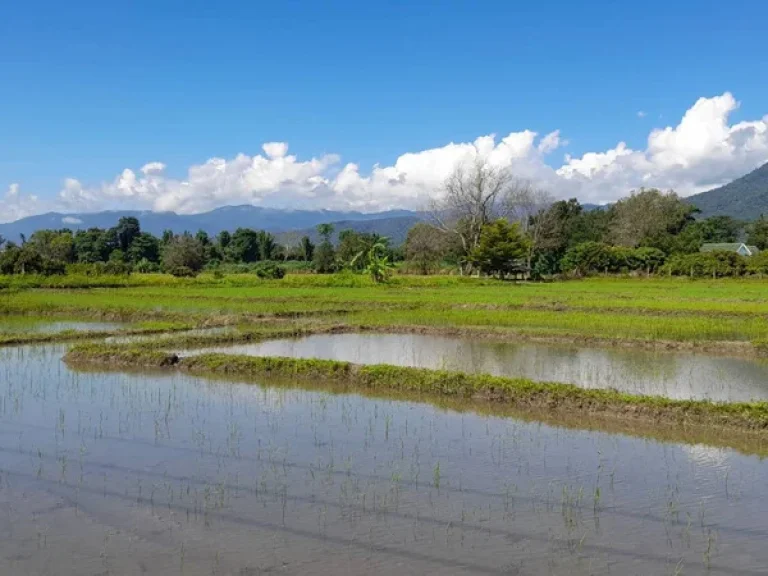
0, 344, 766, 575
181, 332, 768, 402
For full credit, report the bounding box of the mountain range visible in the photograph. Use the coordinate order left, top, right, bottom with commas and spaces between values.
2, 161, 767, 243
686, 162, 768, 219
0, 206, 422, 246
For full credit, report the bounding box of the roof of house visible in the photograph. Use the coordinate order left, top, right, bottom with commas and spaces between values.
700, 243, 760, 254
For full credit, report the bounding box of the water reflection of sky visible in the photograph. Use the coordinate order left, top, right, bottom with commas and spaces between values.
0, 318, 124, 334
0, 344, 766, 574
182, 333, 768, 402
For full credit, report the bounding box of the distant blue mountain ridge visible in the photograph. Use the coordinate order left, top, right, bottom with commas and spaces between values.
0, 206, 421, 245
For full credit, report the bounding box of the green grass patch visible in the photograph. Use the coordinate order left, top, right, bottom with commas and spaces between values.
7, 274, 768, 347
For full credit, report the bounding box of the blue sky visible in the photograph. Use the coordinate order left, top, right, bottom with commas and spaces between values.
2, 0, 768, 218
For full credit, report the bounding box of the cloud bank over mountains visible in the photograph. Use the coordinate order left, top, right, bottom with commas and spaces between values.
2, 92, 767, 223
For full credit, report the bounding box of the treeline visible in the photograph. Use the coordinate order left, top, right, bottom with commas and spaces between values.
405, 182, 768, 279
5, 181, 768, 281
0, 217, 401, 279
525, 191, 768, 278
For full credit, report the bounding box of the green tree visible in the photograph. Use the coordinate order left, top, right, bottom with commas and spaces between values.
300, 236, 315, 262
747, 215, 768, 250
469, 219, 530, 279
313, 242, 336, 273
256, 230, 277, 261
98, 228, 120, 257
114, 217, 141, 252
561, 242, 611, 276
195, 230, 210, 246
698, 216, 741, 243
0, 243, 20, 274
109, 249, 126, 263
74, 228, 110, 263
746, 251, 768, 276
14, 244, 46, 275
29, 230, 75, 264
127, 232, 160, 263
337, 230, 379, 269
527, 200, 613, 275
316, 223, 335, 243
312, 223, 337, 273
230, 228, 261, 262
569, 208, 612, 246
529, 199, 585, 274
217, 230, 231, 250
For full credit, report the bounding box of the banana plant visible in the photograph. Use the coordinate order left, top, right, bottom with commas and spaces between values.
351, 238, 393, 283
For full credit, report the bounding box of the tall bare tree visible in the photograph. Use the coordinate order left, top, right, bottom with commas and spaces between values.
429, 159, 550, 273
405, 222, 452, 274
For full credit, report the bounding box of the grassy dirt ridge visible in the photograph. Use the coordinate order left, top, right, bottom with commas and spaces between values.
0, 321, 194, 347
65, 343, 768, 432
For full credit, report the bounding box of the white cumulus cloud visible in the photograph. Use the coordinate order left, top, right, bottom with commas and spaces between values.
557, 93, 768, 202
1, 92, 767, 222
0, 184, 43, 223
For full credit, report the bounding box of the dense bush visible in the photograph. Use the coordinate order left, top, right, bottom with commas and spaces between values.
102, 260, 132, 275
561, 242, 611, 275
608, 246, 666, 274
133, 258, 160, 273
562, 242, 667, 276
166, 265, 197, 278
746, 251, 768, 275
663, 251, 746, 278
161, 235, 205, 275
254, 262, 286, 279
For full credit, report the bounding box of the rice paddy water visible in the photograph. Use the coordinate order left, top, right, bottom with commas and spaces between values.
0, 341, 766, 574
180, 332, 768, 402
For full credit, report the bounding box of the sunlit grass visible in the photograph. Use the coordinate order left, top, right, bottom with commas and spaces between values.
5, 274, 768, 344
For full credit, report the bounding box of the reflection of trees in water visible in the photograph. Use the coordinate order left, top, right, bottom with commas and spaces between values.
442, 339, 768, 402
216, 333, 768, 403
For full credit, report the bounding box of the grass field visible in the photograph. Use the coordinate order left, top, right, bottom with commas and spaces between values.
3, 273, 768, 347
6, 272, 768, 444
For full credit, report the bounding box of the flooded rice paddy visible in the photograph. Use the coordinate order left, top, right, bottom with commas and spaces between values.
181, 332, 768, 402
0, 342, 767, 574
0, 317, 124, 334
